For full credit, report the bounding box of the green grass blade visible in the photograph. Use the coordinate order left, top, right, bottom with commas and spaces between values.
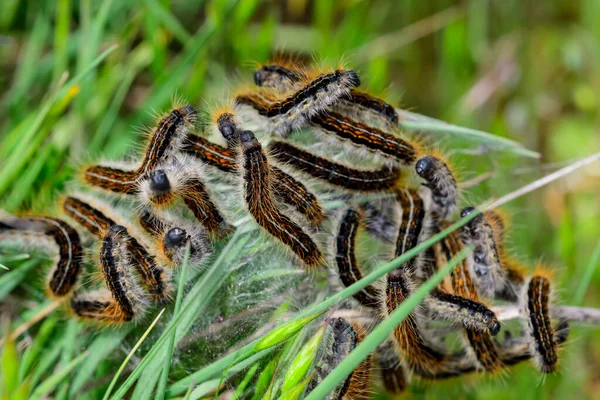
102, 308, 166, 400
304, 247, 471, 400
396, 109, 540, 158
229, 362, 260, 400
141, 0, 192, 43
0, 44, 118, 196
29, 351, 89, 400
69, 327, 134, 398
573, 240, 600, 306
0, 259, 39, 301
156, 243, 191, 400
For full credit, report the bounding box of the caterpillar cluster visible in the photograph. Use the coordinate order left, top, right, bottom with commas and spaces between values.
0, 59, 569, 395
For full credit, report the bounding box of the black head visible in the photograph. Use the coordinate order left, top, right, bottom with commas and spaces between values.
460, 206, 476, 219
164, 227, 188, 248
181, 105, 198, 119
345, 70, 361, 88
489, 321, 501, 336
253, 70, 265, 86
217, 113, 237, 144
240, 130, 258, 150
149, 170, 171, 194
415, 156, 436, 180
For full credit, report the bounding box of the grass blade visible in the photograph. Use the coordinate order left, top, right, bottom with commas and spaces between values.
102, 308, 165, 400
155, 243, 191, 400
29, 351, 89, 400
574, 240, 600, 306
397, 109, 540, 158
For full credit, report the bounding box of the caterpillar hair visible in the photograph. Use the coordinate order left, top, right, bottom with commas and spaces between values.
440, 226, 503, 372
137, 208, 211, 267
183, 135, 326, 227
239, 129, 323, 268
484, 209, 525, 301
358, 199, 399, 243
334, 207, 381, 308
253, 63, 398, 126
269, 141, 401, 192
253, 63, 304, 90
236, 68, 360, 136
375, 341, 407, 395
415, 155, 459, 221
0, 216, 83, 297
70, 225, 147, 323
523, 274, 559, 373
310, 112, 417, 166
62, 196, 170, 302
426, 289, 500, 335
99, 225, 146, 321
460, 207, 508, 299
308, 318, 372, 400
271, 166, 326, 228
83, 105, 197, 194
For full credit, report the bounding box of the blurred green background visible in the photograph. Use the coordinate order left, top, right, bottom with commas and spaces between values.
0, 0, 599, 399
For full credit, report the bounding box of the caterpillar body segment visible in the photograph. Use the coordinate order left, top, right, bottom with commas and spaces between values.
239, 129, 323, 268
523, 274, 559, 373
253, 63, 399, 126
236, 69, 360, 136
415, 155, 459, 221
334, 207, 381, 308
62, 196, 170, 302
0, 216, 83, 297
269, 141, 401, 192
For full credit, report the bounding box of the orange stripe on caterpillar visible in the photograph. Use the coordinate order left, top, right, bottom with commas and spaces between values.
269, 141, 401, 191
311, 112, 416, 165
